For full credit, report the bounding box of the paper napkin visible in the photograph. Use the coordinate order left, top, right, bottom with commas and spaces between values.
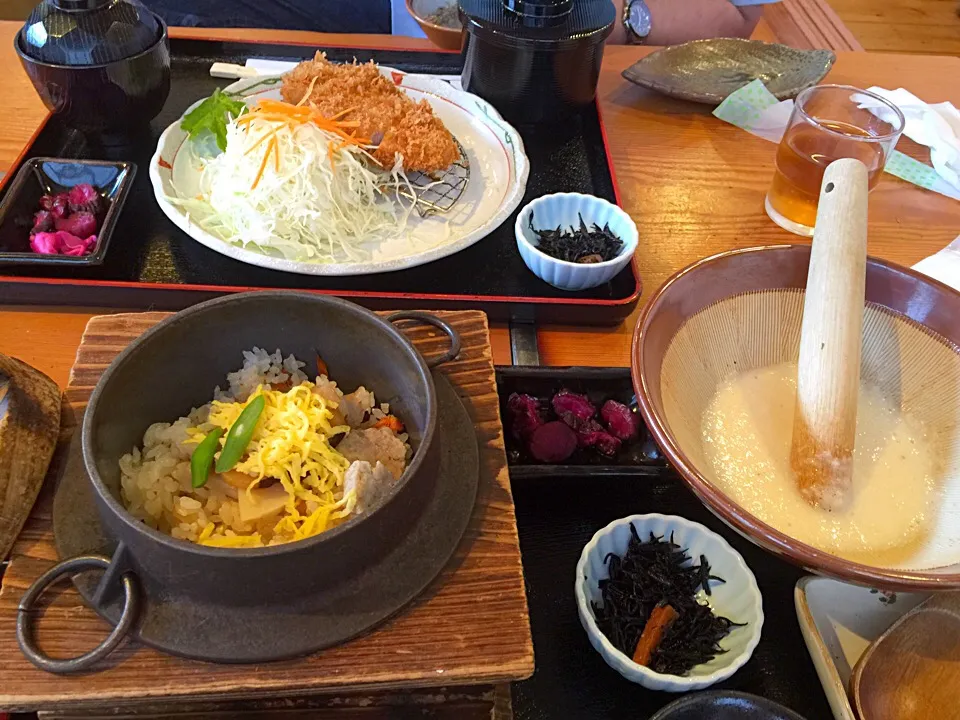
859, 87, 960, 191
913, 235, 960, 291
712, 80, 960, 201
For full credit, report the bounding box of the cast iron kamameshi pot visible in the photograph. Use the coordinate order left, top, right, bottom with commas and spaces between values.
17, 292, 461, 673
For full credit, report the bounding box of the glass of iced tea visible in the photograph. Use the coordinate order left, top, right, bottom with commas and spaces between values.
765, 85, 905, 236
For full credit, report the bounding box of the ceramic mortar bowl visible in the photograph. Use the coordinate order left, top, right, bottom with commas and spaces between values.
632, 245, 960, 591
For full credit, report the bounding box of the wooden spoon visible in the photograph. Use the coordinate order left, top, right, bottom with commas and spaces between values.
850, 592, 960, 720
0, 353, 61, 560
791, 158, 869, 512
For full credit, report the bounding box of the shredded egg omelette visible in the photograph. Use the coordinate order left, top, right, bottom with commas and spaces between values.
119, 348, 410, 550
188, 383, 354, 548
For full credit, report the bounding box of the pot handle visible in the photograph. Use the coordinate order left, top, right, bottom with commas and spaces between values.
17, 554, 140, 674
385, 311, 461, 369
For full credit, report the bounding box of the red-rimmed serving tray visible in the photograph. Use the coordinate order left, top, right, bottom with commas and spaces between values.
0, 38, 640, 325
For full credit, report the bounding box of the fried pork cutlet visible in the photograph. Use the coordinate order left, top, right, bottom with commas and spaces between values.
281, 53, 460, 173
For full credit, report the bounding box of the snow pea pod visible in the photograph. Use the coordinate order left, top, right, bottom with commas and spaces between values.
190, 428, 224, 489
215, 394, 266, 473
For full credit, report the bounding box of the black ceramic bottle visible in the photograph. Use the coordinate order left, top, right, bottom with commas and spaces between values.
460, 0, 615, 125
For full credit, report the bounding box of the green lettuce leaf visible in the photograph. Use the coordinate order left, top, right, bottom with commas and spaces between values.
180, 89, 248, 152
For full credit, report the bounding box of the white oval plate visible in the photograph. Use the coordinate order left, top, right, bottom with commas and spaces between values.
149, 70, 530, 276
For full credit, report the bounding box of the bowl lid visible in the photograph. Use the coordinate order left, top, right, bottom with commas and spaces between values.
19, 0, 160, 66
461, 0, 615, 46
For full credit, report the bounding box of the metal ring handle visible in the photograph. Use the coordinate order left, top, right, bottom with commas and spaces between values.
386, 311, 461, 369
17, 555, 140, 674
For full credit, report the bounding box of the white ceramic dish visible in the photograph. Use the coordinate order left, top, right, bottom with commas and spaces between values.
150, 70, 529, 276
515, 192, 638, 291
575, 513, 763, 691
794, 576, 930, 720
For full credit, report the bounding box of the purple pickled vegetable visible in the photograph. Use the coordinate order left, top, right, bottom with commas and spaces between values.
30, 231, 61, 254
67, 183, 101, 214
62, 234, 97, 256
29, 230, 97, 256
551, 389, 596, 422
578, 428, 622, 456
594, 432, 622, 457
558, 412, 620, 455
43, 193, 70, 218
600, 399, 639, 441
568, 416, 621, 456
569, 417, 604, 446
31, 210, 54, 235
54, 211, 97, 239
528, 421, 577, 463
507, 392, 545, 440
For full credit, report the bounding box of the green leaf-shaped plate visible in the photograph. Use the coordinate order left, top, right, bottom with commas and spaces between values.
622, 39, 836, 105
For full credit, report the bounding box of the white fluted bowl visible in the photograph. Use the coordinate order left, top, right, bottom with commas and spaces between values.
575, 513, 764, 691
515, 193, 638, 291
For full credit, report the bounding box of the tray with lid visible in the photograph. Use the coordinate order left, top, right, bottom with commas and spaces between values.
0, 37, 639, 325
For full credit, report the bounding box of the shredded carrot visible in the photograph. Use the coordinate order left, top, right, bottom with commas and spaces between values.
328, 106, 356, 121
632, 604, 679, 667
315, 354, 329, 378
238, 100, 367, 141
235, 98, 373, 182
374, 415, 405, 434
244, 125, 281, 155
296, 75, 320, 106
251, 138, 273, 190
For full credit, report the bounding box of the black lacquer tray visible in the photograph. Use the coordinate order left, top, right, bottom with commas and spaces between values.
509, 473, 832, 720
500, 366, 832, 719
0, 38, 640, 325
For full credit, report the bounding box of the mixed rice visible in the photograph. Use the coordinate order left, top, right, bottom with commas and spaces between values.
119, 348, 410, 548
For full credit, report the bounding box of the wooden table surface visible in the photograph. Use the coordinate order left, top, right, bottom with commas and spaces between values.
1, 22, 959, 385
829, 0, 960, 56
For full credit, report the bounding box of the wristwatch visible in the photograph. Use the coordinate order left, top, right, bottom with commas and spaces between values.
622, 0, 652, 44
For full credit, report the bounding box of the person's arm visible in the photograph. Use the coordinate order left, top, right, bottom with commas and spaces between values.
609, 0, 764, 45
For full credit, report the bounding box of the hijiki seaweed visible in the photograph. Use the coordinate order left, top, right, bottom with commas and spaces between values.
592, 525, 745, 676
528, 212, 624, 264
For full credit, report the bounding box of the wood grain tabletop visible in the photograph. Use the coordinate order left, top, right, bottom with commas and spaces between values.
0, 21, 958, 382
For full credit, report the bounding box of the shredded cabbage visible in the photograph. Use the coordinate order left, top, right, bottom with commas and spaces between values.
171, 117, 419, 263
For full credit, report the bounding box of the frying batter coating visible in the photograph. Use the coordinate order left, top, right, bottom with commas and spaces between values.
282, 53, 460, 173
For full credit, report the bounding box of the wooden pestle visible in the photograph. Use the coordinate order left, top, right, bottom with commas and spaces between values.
791, 158, 869, 512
